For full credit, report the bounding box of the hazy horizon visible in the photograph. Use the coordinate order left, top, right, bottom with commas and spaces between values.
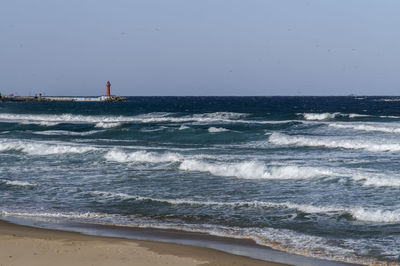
1, 0, 399, 96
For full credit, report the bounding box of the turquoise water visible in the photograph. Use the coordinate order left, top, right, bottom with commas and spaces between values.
1, 96, 400, 264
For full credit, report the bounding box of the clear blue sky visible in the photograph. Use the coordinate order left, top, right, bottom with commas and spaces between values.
1, 0, 399, 96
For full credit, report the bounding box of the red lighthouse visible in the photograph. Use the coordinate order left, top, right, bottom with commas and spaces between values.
106, 81, 111, 96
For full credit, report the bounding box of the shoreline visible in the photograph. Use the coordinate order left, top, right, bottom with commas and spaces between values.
0, 220, 283, 266
0, 217, 359, 266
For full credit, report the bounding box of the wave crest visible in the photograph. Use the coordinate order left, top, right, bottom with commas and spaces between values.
179, 159, 329, 180
329, 123, 400, 134
104, 150, 182, 163
95, 122, 122, 128
350, 208, 400, 223
208, 127, 229, 133
269, 133, 400, 152
0, 140, 98, 155
1, 180, 36, 187
300, 112, 369, 120
0, 112, 248, 125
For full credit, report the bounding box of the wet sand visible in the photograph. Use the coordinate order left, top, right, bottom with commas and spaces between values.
0, 220, 286, 266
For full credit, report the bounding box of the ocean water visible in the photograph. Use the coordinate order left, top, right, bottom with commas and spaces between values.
1, 96, 400, 264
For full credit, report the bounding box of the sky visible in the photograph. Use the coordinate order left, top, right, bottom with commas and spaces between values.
1, 0, 400, 96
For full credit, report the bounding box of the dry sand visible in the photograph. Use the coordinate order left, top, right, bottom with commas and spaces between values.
0, 220, 287, 266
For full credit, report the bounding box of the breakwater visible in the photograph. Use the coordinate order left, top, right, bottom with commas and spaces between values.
0, 95, 126, 102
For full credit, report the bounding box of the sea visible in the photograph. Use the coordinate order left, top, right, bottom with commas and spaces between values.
1, 96, 400, 265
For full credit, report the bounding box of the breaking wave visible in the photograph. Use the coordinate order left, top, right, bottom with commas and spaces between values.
208, 127, 229, 133
178, 125, 189, 130
1, 180, 36, 187
350, 208, 400, 223
0, 140, 98, 155
104, 150, 182, 163
300, 113, 369, 120
91, 191, 400, 224
33, 130, 102, 136
179, 159, 330, 180
0, 209, 107, 221
104, 150, 330, 180
329, 123, 400, 134
351, 172, 400, 187
95, 122, 122, 128
0, 112, 248, 125
269, 133, 400, 152
140, 126, 167, 132
20, 121, 60, 126
92, 191, 339, 211
92, 191, 342, 213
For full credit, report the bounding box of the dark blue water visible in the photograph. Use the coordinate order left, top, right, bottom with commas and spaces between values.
1, 96, 400, 264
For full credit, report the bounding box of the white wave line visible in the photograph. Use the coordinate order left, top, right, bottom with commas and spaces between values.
92, 191, 400, 223
269, 132, 400, 152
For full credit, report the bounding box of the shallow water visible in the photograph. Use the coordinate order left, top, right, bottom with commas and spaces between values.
1, 96, 400, 264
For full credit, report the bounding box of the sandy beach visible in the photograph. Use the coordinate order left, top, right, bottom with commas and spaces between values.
0, 220, 286, 266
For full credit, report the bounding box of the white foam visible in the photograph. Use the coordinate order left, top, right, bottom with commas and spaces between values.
21, 121, 60, 126
269, 132, 400, 152
0, 209, 108, 221
178, 125, 189, 130
93, 191, 400, 225
0, 112, 309, 127
91, 191, 342, 213
301, 112, 341, 120
348, 113, 370, 118
300, 112, 369, 120
208, 127, 229, 133
1, 180, 36, 187
3, 196, 398, 226
349, 208, 400, 223
0, 206, 388, 264
379, 98, 400, 102
179, 159, 330, 180
351, 172, 400, 187
95, 122, 122, 128
140, 126, 167, 132
33, 130, 102, 136
0, 112, 248, 125
0, 140, 98, 155
329, 123, 400, 134
380, 115, 400, 119
104, 150, 182, 163
193, 112, 247, 120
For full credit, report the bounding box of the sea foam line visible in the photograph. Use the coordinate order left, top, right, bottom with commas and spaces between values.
0, 139, 98, 155
0, 180, 36, 187
208, 127, 229, 133
92, 191, 400, 223
106, 148, 400, 188
269, 132, 400, 152
0, 207, 388, 264
299, 112, 370, 121
349, 170, 400, 188
328, 122, 400, 134
92, 191, 339, 212
0, 112, 306, 126
179, 159, 330, 180
0, 112, 248, 125
104, 150, 330, 180
94, 122, 122, 128
32, 130, 103, 136
104, 150, 182, 163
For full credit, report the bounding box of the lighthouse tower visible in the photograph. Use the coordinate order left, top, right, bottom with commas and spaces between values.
106, 81, 111, 96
